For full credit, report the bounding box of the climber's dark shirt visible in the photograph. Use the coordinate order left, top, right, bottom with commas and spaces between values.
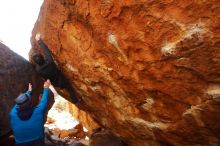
35, 40, 79, 103
36, 40, 59, 85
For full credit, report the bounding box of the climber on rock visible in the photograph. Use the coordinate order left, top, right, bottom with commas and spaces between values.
10, 80, 51, 146
32, 33, 79, 104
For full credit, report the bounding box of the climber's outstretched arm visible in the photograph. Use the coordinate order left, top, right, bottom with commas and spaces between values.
35, 33, 54, 63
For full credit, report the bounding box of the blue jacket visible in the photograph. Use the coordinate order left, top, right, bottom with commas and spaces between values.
10, 88, 49, 144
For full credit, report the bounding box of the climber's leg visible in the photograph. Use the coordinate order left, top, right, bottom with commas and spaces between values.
65, 83, 79, 104
57, 74, 79, 104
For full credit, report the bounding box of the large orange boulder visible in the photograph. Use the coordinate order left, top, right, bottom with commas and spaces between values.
31, 0, 220, 145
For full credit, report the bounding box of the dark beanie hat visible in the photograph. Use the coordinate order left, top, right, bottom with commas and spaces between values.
15, 93, 31, 108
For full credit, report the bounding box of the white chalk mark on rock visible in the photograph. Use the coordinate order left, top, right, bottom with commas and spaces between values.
161, 42, 177, 56
142, 97, 154, 110
131, 118, 170, 131
66, 64, 78, 72
182, 105, 205, 127
90, 85, 102, 91
183, 105, 203, 116
161, 23, 212, 56
108, 32, 129, 64
206, 84, 220, 102
108, 32, 119, 48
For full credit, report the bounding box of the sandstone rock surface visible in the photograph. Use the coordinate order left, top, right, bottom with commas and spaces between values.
31, 0, 220, 145
89, 129, 127, 146
0, 42, 53, 137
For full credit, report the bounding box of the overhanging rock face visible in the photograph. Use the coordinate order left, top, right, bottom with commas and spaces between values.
0, 43, 53, 137
31, 0, 220, 145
